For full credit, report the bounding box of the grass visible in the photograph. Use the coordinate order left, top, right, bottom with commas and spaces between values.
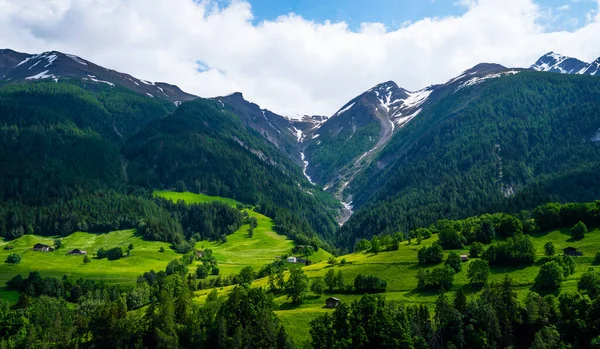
153, 190, 241, 207
154, 191, 331, 277
0, 229, 178, 300
195, 228, 600, 345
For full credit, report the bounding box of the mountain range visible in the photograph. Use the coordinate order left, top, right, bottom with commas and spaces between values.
1, 48, 600, 251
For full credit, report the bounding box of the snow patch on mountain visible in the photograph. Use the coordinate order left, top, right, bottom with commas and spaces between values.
333, 102, 355, 117
26, 70, 56, 81
455, 71, 520, 92
86, 75, 115, 86
66, 54, 88, 66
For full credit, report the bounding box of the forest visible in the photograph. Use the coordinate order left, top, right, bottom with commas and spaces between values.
341, 72, 600, 251
0, 81, 338, 251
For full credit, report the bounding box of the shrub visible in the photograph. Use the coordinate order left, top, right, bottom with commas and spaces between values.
475, 221, 495, 243
355, 239, 371, 252
467, 260, 490, 286
96, 247, 107, 259
83, 255, 91, 264
482, 234, 535, 266
417, 266, 455, 290
544, 242, 556, 257
418, 244, 443, 265
310, 278, 325, 295
469, 242, 484, 258
535, 261, 563, 290
106, 247, 124, 261
211, 266, 220, 275
411, 228, 432, 239
578, 267, 600, 298
196, 265, 209, 279
571, 221, 587, 240
438, 228, 464, 249
4, 254, 21, 265
353, 274, 387, 293
445, 252, 462, 273
594, 252, 600, 265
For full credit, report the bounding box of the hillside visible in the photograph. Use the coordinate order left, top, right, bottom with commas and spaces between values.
339, 71, 600, 249
155, 191, 331, 276
0, 230, 177, 300
195, 222, 600, 344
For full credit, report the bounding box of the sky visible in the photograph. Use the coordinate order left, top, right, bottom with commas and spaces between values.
1, 0, 599, 117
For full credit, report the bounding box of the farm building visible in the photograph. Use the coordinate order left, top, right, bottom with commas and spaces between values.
326, 297, 341, 308
287, 256, 297, 263
68, 249, 87, 255
460, 254, 469, 262
563, 247, 583, 256
33, 243, 54, 252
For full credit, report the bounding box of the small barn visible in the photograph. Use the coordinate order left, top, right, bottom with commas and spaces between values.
68, 249, 87, 255
287, 256, 297, 263
563, 247, 583, 257
326, 297, 341, 309
33, 243, 54, 252
460, 254, 469, 262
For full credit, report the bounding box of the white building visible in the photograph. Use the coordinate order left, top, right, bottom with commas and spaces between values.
287, 256, 297, 263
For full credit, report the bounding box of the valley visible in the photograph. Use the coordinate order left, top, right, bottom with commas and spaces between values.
1, 45, 600, 348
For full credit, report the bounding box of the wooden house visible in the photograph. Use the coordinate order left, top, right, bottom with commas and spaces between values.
326, 297, 341, 308
68, 249, 87, 255
460, 254, 469, 262
33, 243, 54, 252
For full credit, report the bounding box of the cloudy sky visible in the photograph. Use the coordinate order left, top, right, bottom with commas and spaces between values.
1, 0, 599, 117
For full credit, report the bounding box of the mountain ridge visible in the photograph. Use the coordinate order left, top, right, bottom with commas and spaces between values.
0, 49, 197, 104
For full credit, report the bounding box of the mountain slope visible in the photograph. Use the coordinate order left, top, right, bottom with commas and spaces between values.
337, 71, 600, 249
303, 63, 515, 214
0, 49, 197, 104
211, 92, 303, 164
124, 98, 339, 245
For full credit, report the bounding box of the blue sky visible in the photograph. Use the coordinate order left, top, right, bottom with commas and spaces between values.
236, 0, 598, 31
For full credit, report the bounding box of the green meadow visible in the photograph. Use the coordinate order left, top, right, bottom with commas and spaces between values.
154, 191, 331, 277
3, 189, 597, 345
0, 229, 177, 301
196, 227, 600, 345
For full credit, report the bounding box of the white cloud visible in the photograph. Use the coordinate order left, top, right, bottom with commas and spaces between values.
0, 0, 599, 117
557, 4, 571, 11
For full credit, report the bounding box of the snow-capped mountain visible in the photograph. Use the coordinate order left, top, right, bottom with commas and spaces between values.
582, 57, 600, 76
531, 52, 600, 76
0, 49, 197, 104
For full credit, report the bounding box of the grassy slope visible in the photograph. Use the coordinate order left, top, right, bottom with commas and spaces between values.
196, 228, 600, 345
154, 191, 331, 277
0, 230, 178, 300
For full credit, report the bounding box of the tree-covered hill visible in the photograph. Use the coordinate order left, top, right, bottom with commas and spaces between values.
339, 72, 600, 249
125, 98, 339, 246
0, 78, 338, 250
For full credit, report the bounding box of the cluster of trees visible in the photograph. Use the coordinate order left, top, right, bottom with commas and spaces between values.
354, 233, 405, 253
0, 191, 244, 245
311, 276, 600, 349
417, 244, 443, 265
353, 274, 387, 294
482, 234, 536, 266
0, 273, 293, 348
534, 255, 576, 290
97, 244, 134, 260
6, 271, 120, 303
